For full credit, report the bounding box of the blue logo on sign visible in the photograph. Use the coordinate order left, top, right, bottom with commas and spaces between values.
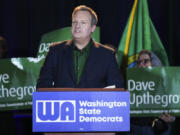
36, 100, 76, 122
33, 91, 130, 132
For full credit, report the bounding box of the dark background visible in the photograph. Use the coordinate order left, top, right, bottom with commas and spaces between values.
0, 0, 180, 134
0, 0, 180, 66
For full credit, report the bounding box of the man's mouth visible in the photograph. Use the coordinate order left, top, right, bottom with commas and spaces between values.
74, 29, 81, 33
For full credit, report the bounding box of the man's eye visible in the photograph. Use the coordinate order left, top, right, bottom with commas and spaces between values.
72, 21, 88, 25
81, 22, 86, 24
72, 21, 78, 24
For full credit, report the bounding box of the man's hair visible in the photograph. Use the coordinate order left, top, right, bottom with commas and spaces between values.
138, 50, 152, 61
137, 49, 163, 66
72, 5, 98, 25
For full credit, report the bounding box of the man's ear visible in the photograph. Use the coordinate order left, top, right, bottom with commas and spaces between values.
91, 25, 96, 33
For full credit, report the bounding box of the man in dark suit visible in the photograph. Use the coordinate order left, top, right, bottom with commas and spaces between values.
36, 5, 123, 89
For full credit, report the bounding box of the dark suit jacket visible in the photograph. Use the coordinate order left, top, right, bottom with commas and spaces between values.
36, 40, 124, 88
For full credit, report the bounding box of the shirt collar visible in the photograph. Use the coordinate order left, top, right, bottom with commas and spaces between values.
72, 39, 92, 52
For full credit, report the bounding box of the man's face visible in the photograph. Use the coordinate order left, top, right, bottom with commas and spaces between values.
137, 54, 152, 68
71, 10, 96, 41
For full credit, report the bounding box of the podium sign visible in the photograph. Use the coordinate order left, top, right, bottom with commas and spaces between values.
33, 91, 130, 132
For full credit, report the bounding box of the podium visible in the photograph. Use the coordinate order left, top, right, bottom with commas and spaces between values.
33, 88, 130, 134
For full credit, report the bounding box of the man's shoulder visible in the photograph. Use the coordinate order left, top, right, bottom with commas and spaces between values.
50, 40, 72, 48
94, 42, 116, 53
